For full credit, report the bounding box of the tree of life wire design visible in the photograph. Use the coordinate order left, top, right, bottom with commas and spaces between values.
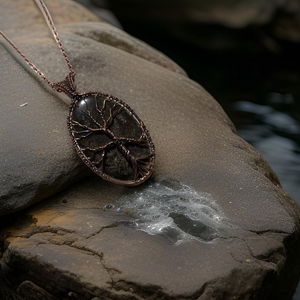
69, 93, 155, 185
0, 0, 155, 186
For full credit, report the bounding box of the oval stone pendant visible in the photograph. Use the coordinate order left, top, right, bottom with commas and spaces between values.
68, 92, 155, 186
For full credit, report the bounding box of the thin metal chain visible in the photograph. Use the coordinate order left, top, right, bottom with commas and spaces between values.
0, 30, 54, 88
35, 0, 74, 75
0, 0, 74, 89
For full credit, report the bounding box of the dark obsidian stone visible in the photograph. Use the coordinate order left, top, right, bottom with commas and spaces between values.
68, 93, 155, 185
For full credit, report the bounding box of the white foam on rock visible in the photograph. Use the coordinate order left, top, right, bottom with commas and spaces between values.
108, 179, 224, 244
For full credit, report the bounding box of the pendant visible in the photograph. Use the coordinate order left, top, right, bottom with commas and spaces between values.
53, 74, 155, 186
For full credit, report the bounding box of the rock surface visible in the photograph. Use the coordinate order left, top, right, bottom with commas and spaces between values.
1, 176, 300, 300
0, 0, 185, 216
0, 0, 300, 299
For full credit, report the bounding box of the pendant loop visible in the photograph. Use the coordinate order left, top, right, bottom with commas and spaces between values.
52, 72, 77, 98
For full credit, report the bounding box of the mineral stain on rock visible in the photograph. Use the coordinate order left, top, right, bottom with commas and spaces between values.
111, 179, 224, 244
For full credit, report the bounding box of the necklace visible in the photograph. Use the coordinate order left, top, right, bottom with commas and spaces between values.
0, 0, 155, 186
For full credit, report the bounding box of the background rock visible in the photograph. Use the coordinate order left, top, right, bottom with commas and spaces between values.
101, 0, 300, 29
101, 0, 300, 52
75, 0, 122, 28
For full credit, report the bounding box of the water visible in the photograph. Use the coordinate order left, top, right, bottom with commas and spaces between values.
105, 179, 225, 244
231, 98, 300, 205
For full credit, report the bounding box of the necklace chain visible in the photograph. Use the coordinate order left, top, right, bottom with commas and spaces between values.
0, 0, 75, 90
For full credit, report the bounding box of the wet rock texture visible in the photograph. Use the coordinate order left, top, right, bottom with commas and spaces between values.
0, 0, 300, 299
1, 177, 300, 300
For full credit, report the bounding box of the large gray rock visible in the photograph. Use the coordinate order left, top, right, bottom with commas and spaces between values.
1, 175, 300, 300
0, 0, 300, 299
0, 0, 185, 216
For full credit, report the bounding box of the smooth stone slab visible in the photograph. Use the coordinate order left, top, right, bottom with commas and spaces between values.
0, 176, 298, 299
60, 22, 187, 75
